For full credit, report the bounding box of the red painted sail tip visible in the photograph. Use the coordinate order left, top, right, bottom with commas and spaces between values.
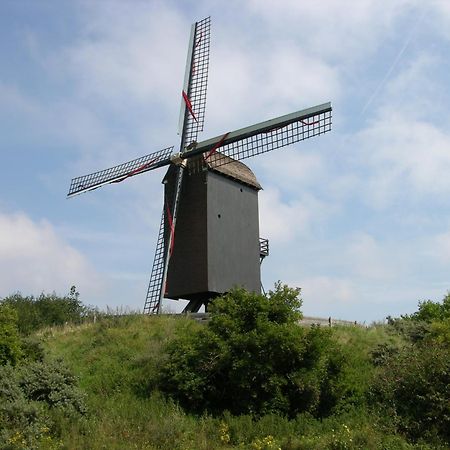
204, 132, 230, 161
111, 157, 159, 184
165, 201, 175, 257
182, 90, 198, 123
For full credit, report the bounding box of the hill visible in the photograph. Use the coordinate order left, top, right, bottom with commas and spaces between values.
1, 288, 449, 449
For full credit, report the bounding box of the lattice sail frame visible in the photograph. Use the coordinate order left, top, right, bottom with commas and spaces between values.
178, 16, 210, 147
143, 207, 166, 314
185, 102, 332, 171
210, 109, 332, 166
68, 146, 173, 197
144, 17, 211, 314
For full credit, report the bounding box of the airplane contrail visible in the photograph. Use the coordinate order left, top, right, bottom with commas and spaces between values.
361, 8, 427, 115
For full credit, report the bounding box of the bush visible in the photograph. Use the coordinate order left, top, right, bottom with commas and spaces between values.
20, 336, 45, 362
400, 292, 450, 324
387, 317, 431, 342
18, 359, 87, 416
0, 304, 23, 366
160, 284, 343, 417
370, 341, 450, 444
0, 358, 87, 449
0, 364, 51, 449
428, 318, 450, 347
1, 287, 98, 335
386, 293, 450, 345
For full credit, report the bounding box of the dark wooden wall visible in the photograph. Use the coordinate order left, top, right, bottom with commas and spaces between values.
163, 165, 261, 301
206, 171, 261, 294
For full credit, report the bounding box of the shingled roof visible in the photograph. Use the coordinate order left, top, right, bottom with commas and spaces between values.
188, 152, 262, 190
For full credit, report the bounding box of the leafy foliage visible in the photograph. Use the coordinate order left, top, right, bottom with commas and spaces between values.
1, 287, 97, 335
18, 298, 446, 449
399, 292, 450, 324
0, 359, 86, 449
428, 318, 450, 346
370, 340, 450, 445
2, 285, 450, 448
160, 284, 343, 417
18, 359, 87, 416
0, 304, 23, 366
386, 293, 450, 345
372, 294, 450, 445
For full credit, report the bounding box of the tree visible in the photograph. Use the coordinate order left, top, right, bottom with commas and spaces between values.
1, 287, 97, 334
160, 283, 341, 417
0, 304, 23, 366
371, 341, 450, 444
404, 292, 450, 323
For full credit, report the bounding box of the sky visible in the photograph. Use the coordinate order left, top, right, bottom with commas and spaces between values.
1, 0, 450, 322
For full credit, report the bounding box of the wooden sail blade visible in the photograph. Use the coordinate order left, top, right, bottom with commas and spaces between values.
144, 206, 166, 314
178, 16, 211, 148
184, 102, 332, 166
67, 146, 174, 197
150, 17, 211, 314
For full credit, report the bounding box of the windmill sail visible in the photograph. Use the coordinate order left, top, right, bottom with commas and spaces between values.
146, 17, 211, 314
67, 146, 173, 197
143, 207, 166, 314
178, 16, 211, 146
184, 103, 332, 168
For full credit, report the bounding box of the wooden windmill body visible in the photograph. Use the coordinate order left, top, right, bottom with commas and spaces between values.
163, 155, 262, 311
67, 17, 333, 314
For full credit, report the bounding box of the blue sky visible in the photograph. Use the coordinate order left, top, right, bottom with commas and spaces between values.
1, 0, 450, 322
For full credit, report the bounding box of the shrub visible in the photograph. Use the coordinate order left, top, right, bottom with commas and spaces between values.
0, 364, 48, 449
428, 318, 450, 347
387, 317, 431, 342
160, 284, 343, 417
1, 287, 98, 335
20, 336, 45, 362
400, 292, 450, 324
0, 358, 87, 449
0, 304, 23, 366
18, 359, 87, 416
370, 341, 450, 444
0, 364, 22, 403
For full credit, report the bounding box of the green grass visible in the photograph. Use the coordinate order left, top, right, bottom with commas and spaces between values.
36, 315, 441, 449
40, 315, 231, 449
329, 324, 407, 411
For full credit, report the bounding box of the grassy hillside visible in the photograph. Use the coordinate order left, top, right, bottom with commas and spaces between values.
2, 289, 449, 449
41, 315, 212, 449
36, 316, 414, 449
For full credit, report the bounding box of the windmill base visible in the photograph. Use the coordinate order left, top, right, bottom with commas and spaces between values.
182, 298, 205, 313
181, 292, 221, 313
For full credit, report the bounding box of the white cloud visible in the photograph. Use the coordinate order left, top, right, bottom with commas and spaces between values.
247, 0, 421, 63
0, 80, 109, 155
284, 274, 360, 320
206, 40, 339, 135
356, 112, 450, 207
0, 211, 103, 298
431, 0, 450, 40
431, 231, 450, 264
263, 45, 339, 108
259, 187, 333, 244
255, 150, 325, 190
383, 54, 441, 114
0, 82, 39, 118
346, 233, 400, 281
300, 275, 357, 304
61, 3, 187, 106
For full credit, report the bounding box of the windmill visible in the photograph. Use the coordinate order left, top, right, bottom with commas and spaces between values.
67, 17, 332, 314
